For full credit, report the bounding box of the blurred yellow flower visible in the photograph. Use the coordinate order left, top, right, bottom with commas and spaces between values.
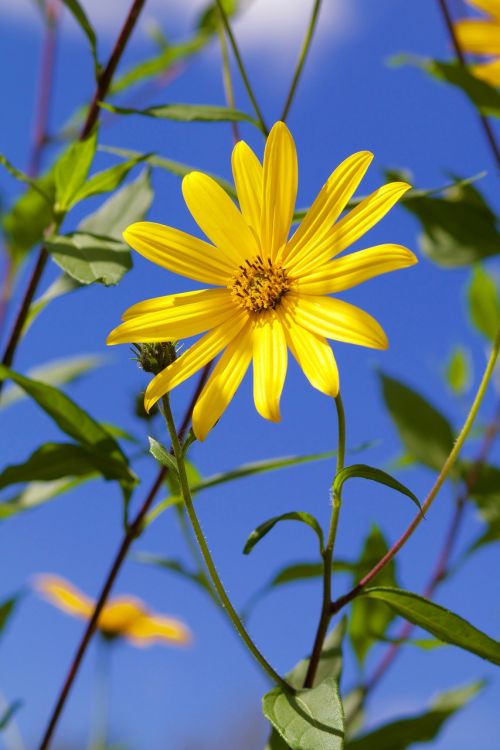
108, 122, 416, 441
35, 575, 191, 647
455, 0, 500, 86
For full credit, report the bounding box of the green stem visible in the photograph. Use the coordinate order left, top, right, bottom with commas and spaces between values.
281, 0, 322, 122
303, 393, 346, 688
214, 0, 269, 136
217, 9, 240, 144
161, 395, 291, 692
174, 503, 221, 608
331, 327, 500, 615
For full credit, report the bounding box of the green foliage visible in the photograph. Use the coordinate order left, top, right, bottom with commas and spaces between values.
0, 701, 23, 733
101, 101, 262, 130
285, 619, 347, 690
445, 346, 471, 395
132, 552, 214, 600
380, 373, 455, 471
466, 463, 500, 549
54, 131, 97, 212
46, 232, 132, 286
60, 0, 100, 79
0, 154, 53, 203
197, 0, 239, 34
362, 587, 500, 665
349, 527, 398, 665
2, 172, 56, 266
148, 437, 179, 476
0, 443, 102, 489
23, 274, 81, 335
468, 266, 500, 340
69, 155, 148, 206
334, 464, 421, 511
243, 512, 324, 555
345, 682, 482, 749
0, 596, 19, 635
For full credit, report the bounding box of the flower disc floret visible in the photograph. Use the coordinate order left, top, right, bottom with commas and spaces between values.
230, 256, 292, 313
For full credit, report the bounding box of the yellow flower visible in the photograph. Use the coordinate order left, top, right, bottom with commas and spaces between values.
455, 0, 500, 87
107, 122, 416, 441
35, 574, 191, 647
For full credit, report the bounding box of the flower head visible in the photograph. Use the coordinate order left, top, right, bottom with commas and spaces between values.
108, 122, 416, 441
454, 0, 500, 87
35, 574, 191, 647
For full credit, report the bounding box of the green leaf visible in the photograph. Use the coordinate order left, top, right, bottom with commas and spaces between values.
100, 102, 262, 130
286, 618, 347, 690
0, 443, 102, 490
0, 365, 135, 487
2, 171, 56, 265
100, 146, 237, 199
0, 700, 23, 732
243, 512, 324, 555
392, 55, 500, 118
197, 0, 239, 34
61, 0, 99, 79
445, 346, 471, 395
398, 177, 499, 267
464, 463, 500, 549
362, 587, 500, 665
380, 373, 455, 471
262, 675, 344, 750
0, 154, 53, 204
0, 477, 89, 520
0, 354, 104, 409
269, 561, 355, 587
334, 464, 421, 511
148, 437, 178, 476
0, 596, 18, 635
54, 131, 97, 211
349, 526, 398, 665
46, 232, 132, 286
79, 168, 154, 239
23, 274, 81, 335
132, 552, 214, 598
70, 155, 149, 205
468, 266, 500, 341
345, 682, 482, 749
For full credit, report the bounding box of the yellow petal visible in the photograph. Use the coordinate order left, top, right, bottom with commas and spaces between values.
182, 172, 259, 265
471, 58, 500, 86
232, 141, 263, 236
144, 312, 248, 412
292, 182, 411, 276
253, 313, 287, 422
34, 575, 94, 620
285, 151, 373, 271
284, 293, 388, 349
107, 289, 234, 344
192, 322, 253, 440
123, 222, 233, 286
281, 313, 339, 397
454, 19, 500, 54
99, 597, 191, 646
467, 0, 500, 19
296, 245, 417, 295
260, 122, 298, 262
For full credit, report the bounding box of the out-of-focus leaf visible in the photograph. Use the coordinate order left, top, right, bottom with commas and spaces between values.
100, 146, 237, 198
362, 587, 500, 664
132, 552, 214, 598
0, 700, 23, 732
2, 172, 55, 265
345, 682, 482, 749
349, 526, 398, 665
0, 365, 135, 487
101, 101, 262, 130
0, 155, 53, 203
392, 55, 500, 117
334, 464, 421, 511
445, 346, 471, 395
263, 674, 344, 750
46, 232, 132, 286
23, 274, 81, 334
396, 176, 499, 267
380, 373, 455, 471
0, 596, 18, 635
343, 688, 365, 737
148, 437, 178, 476
0, 443, 102, 489
464, 463, 500, 549
0, 354, 104, 409
79, 168, 154, 239
243, 512, 324, 555
54, 131, 97, 211
61, 0, 100, 79
269, 561, 355, 587
468, 266, 500, 341
197, 0, 238, 33
70, 155, 148, 205
0, 477, 88, 520
285, 618, 347, 690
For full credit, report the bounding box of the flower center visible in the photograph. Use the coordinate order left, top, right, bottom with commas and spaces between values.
229, 256, 291, 313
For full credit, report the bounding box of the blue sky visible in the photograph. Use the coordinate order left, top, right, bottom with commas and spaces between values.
0, 0, 499, 748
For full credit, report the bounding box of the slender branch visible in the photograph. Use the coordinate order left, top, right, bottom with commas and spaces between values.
217, 11, 240, 145
281, 0, 322, 122
214, 0, 269, 135
0, 0, 147, 387
331, 328, 500, 616
303, 393, 346, 688
161, 394, 292, 693
436, 0, 500, 167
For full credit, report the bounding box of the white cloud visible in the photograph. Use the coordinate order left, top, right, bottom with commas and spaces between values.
0, 0, 356, 62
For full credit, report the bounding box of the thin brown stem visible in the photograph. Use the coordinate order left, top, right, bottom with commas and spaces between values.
0, 0, 147, 388
436, 0, 500, 167
38, 363, 211, 750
